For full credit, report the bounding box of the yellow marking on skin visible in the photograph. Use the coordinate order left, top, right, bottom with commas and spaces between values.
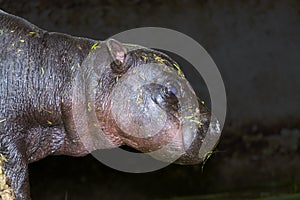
116, 75, 119, 82
185, 114, 202, 127
87, 102, 92, 112
91, 42, 99, 50
201, 151, 213, 172
77, 63, 81, 68
61, 99, 64, 103
138, 73, 146, 80
96, 106, 101, 111
40, 105, 52, 114
10, 30, 15, 33
0, 154, 7, 162
190, 119, 202, 127
47, 121, 53, 125
136, 88, 144, 106
41, 67, 45, 75
154, 55, 166, 64
184, 116, 194, 119
29, 31, 36, 35
0, 30, 3, 34
93, 123, 99, 127
71, 65, 75, 71
77, 44, 82, 50
141, 55, 148, 61
201, 100, 205, 105
20, 39, 25, 43
0, 119, 6, 123
17, 49, 21, 53
173, 63, 183, 75
11, 43, 15, 47
139, 96, 144, 104
136, 93, 140, 106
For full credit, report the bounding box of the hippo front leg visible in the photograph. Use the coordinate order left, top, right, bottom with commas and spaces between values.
1, 136, 30, 200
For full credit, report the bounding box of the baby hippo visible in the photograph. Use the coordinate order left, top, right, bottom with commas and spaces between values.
0, 10, 221, 200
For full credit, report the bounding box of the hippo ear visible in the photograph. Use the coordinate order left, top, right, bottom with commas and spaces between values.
106, 39, 127, 65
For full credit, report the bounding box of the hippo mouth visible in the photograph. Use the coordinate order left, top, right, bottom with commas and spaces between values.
175, 100, 221, 164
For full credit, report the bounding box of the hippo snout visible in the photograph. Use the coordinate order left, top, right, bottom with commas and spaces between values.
175, 103, 221, 164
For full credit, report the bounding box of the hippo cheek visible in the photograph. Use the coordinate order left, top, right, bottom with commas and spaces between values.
115, 115, 182, 152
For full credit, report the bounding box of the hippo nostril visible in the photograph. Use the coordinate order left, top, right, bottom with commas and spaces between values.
142, 83, 180, 113
165, 84, 177, 97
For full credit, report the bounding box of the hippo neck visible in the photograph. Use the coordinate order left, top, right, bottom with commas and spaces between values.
33, 34, 125, 158
37, 32, 100, 155
26, 32, 103, 161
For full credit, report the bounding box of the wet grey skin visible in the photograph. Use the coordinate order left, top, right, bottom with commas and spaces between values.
0, 9, 221, 200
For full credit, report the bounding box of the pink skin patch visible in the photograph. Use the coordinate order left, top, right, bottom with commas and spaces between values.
116, 51, 125, 63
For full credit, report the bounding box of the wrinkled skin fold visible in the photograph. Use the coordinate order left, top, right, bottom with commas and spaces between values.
0, 9, 221, 200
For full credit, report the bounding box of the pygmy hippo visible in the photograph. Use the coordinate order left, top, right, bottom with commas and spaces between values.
0, 10, 221, 200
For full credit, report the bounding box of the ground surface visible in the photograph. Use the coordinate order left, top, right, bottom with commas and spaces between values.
0, 155, 14, 200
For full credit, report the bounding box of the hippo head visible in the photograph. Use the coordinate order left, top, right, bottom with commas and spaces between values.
75, 39, 221, 165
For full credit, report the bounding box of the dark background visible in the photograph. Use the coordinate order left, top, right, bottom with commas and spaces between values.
1, 0, 300, 199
